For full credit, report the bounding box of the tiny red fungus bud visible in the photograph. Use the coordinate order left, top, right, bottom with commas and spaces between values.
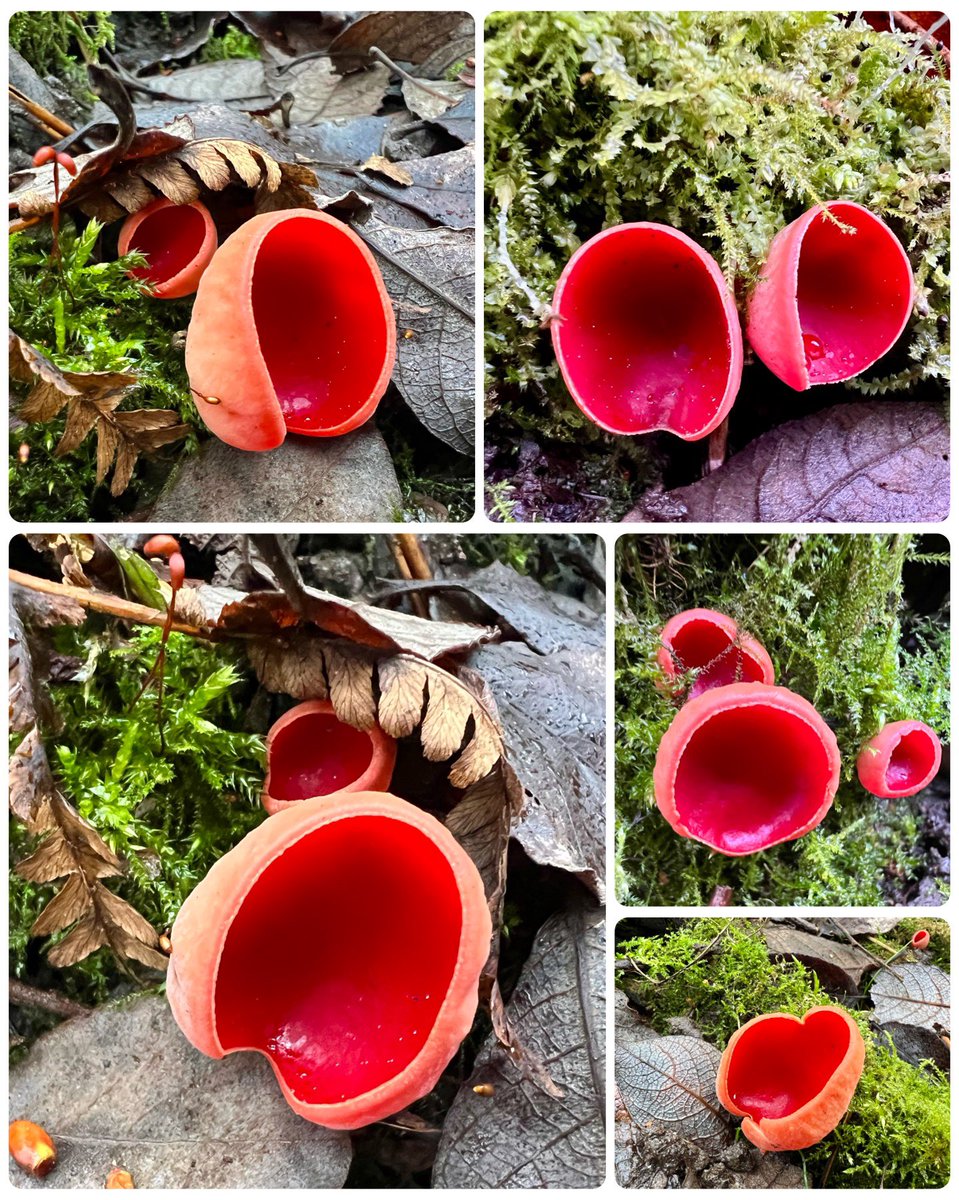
473, 1083, 495, 1097
18, 442, 30, 463
911, 930, 930, 950
159, 934, 173, 954
9, 1120, 57, 1178
106, 1167, 135, 1188
168, 552, 186, 590
54, 151, 78, 176
32, 146, 56, 167
143, 535, 181, 560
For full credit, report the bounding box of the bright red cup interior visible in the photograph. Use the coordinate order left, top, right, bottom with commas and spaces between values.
126, 203, 209, 285
269, 710, 377, 800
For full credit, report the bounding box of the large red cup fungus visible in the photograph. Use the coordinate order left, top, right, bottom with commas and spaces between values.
118, 198, 217, 299
167, 791, 491, 1130
856, 719, 942, 798
551, 223, 743, 439
653, 682, 840, 855
746, 201, 914, 390
716, 1006, 866, 1151
657, 608, 774, 700
263, 699, 396, 815
185, 209, 396, 450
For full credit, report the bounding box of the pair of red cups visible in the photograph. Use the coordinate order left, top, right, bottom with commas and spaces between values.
551, 201, 915, 439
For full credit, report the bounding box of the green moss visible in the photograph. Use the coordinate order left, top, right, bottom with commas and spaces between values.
10, 625, 264, 1002
616, 919, 950, 1188
485, 11, 950, 508
616, 534, 949, 905
9, 218, 198, 521
199, 26, 262, 62
10, 11, 114, 92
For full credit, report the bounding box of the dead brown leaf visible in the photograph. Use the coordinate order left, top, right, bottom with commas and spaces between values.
361, 154, 413, 186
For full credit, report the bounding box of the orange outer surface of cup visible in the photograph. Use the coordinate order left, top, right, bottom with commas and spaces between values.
856, 719, 942, 798
118, 198, 217, 299
655, 608, 775, 693
716, 1007, 866, 1151
746, 201, 914, 391
653, 682, 841, 855
185, 209, 396, 451
262, 699, 397, 815
166, 791, 491, 1130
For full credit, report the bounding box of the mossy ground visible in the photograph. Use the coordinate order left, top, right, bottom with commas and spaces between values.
616, 917, 950, 1189
616, 534, 949, 905
484, 11, 950, 519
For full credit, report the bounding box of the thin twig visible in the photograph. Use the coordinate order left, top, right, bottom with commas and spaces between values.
10, 979, 92, 1019
391, 535, 431, 619
8, 86, 75, 137
368, 45, 458, 102
352, 223, 473, 320
9, 570, 214, 639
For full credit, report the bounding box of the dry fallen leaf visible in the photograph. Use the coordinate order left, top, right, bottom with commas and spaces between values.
360, 154, 414, 186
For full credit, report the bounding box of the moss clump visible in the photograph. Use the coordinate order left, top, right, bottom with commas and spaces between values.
9, 218, 198, 521
616, 534, 949, 905
485, 11, 950, 514
199, 26, 262, 62
10, 11, 115, 91
10, 625, 264, 1003
616, 918, 950, 1188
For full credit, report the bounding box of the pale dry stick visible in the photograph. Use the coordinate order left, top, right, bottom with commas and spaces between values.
9, 979, 91, 1019
390, 535, 430, 619
8, 86, 75, 138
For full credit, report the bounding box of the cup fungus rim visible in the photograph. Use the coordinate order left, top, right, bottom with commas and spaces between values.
656, 608, 775, 692
185, 208, 397, 451
262, 699, 397, 815
653, 682, 841, 855
118, 197, 217, 300
856, 718, 942, 798
551, 221, 744, 440
167, 791, 492, 1130
716, 1005, 866, 1151
748, 200, 915, 391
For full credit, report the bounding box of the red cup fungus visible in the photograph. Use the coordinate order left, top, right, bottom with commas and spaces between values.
263, 699, 396, 815
118, 198, 217, 299
551, 223, 743, 439
912, 930, 930, 950
167, 791, 491, 1130
653, 682, 841, 855
746, 201, 914, 391
185, 209, 396, 450
657, 608, 774, 700
856, 719, 942, 798
716, 1006, 866, 1151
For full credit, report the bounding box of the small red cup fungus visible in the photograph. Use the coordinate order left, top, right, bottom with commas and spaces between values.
747, 201, 914, 391
185, 209, 396, 450
912, 929, 930, 950
716, 1006, 865, 1151
167, 791, 491, 1130
653, 682, 840, 855
263, 699, 396, 815
118, 198, 217, 299
551, 223, 743, 439
856, 719, 942, 798
657, 608, 774, 700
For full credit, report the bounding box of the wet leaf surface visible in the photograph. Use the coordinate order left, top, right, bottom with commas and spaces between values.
363, 215, 474, 452
879, 1021, 950, 1072
763, 927, 876, 994
9, 996, 352, 1188
617, 1033, 728, 1151
328, 12, 473, 76
628, 402, 949, 522
870, 962, 950, 1031
433, 904, 605, 1188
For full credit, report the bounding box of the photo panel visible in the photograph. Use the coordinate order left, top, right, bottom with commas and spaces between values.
615, 915, 950, 1189
10, 11, 477, 524
9, 531, 605, 1188
484, 11, 948, 522
615, 532, 949, 906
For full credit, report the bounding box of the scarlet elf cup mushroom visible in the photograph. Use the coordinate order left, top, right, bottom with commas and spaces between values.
551, 223, 743, 439
856, 719, 942, 798
167, 792, 490, 1129
654, 682, 840, 855
118, 199, 217, 299
746, 201, 914, 390
657, 609, 774, 700
716, 1007, 865, 1151
185, 209, 396, 450
262, 700, 396, 815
